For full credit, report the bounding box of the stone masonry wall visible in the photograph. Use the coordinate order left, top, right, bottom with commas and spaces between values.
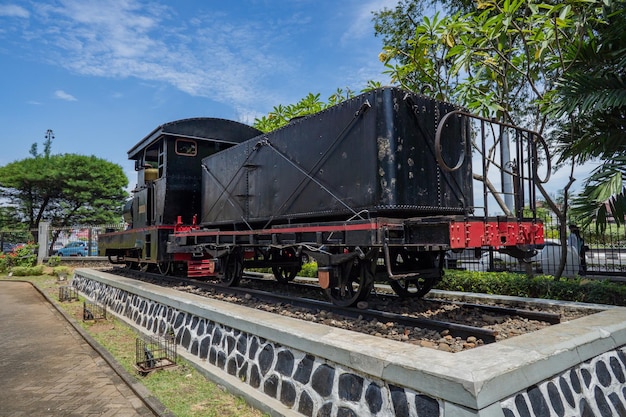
72, 275, 442, 417
72, 274, 626, 417
500, 347, 626, 417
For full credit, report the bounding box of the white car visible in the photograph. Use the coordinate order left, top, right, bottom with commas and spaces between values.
536, 239, 580, 277
481, 239, 580, 277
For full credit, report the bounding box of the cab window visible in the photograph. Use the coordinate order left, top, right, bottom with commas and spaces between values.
176, 139, 197, 156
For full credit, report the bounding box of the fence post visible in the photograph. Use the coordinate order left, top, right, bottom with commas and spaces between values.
38, 222, 49, 264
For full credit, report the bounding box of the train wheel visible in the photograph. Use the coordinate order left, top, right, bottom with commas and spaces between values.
221, 248, 243, 286
388, 249, 437, 298
389, 277, 434, 298
325, 257, 375, 307
273, 266, 298, 283
271, 248, 300, 283
157, 261, 171, 276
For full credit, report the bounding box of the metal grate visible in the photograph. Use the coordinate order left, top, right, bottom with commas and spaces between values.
135, 335, 177, 375
58, 286, 78, 302
82, 301, 106, 321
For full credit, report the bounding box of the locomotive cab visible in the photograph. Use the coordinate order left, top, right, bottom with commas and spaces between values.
129, 135, 203, 228
99, 118, 262, 267
127, 119, 262, 229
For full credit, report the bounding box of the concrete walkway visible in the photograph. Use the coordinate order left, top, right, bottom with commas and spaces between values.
0, 280, 164, 417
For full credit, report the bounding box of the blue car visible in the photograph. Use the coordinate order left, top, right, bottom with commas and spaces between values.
56, 241, 98, 256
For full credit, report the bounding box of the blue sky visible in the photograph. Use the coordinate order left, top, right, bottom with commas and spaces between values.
0, 0, 395, 185
0, 0, 597, 199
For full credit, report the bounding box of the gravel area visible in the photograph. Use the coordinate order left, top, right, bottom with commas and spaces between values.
95, 267, 602, 353
167, 277, 599, 353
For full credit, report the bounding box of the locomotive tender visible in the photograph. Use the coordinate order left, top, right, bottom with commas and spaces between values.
99, 87, 544, 306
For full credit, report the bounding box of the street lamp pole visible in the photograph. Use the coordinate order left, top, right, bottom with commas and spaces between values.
44, 129, 54, 157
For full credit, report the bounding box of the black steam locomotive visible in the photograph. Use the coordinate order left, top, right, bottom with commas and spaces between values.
99, 87, 544, 306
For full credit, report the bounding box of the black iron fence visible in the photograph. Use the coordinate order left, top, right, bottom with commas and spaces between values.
5, 217, 625, 278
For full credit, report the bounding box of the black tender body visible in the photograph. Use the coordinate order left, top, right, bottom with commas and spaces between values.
201, 87, 472, 228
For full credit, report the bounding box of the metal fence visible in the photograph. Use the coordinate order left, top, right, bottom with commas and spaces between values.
5, 218, 626, 278
1, 223, 125, 259
42, 223, 126, 257
0, 230, 34, 254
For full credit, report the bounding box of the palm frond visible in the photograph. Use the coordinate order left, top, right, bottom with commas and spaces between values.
571, 156, 626, 232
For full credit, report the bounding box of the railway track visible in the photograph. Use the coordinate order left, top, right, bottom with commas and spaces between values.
249, 274, 563, 325
99, 267, 581, 352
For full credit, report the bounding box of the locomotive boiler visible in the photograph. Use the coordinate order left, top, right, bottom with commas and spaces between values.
99, 87, 544, 306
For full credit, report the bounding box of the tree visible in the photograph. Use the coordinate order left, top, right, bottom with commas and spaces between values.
254, 92, 328, 133
546, 2, 626, 231
0, 206, 21, 229
373, 0, 611, 278
0, 153, 128, 238
253, 83, 382, 133
373, 0, 475, 68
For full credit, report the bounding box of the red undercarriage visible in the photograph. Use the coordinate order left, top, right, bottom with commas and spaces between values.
168, 217, 543, 278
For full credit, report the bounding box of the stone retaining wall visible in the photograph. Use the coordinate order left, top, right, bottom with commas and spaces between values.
72, 275, 442, 417
72, 272, 626, 417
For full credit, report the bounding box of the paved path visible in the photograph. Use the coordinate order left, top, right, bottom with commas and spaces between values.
0, 281, 159, 417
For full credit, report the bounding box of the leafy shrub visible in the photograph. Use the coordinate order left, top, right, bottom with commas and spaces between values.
0, 254, 8, 273
10, 265, 44, 276
250, 260, 318, 278
437, 270, 626, 306
299, 261, 318, 278
52, 266, 72, 279
12, 243, 38, 267
0, 243, 38, 273
47, 256, 62, 267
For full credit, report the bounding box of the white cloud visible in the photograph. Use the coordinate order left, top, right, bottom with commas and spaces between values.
25, 0, 288, 110
340, 0, 397, 45
54, 90, 78, 101
0, 4, 29, 18
4, 1, 392, 113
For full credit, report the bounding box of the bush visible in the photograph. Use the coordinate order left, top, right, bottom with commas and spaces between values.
10, 265, 44, 276
47, 256, 62, 267
12, 243, 38, 267
437, 270, 626, 306
52, 266, 72, 279
0, 254, 8, 273
0, 242, 38, 273
299, 261, 318, 278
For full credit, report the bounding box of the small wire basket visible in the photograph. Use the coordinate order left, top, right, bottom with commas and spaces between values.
82, 301, 106, 321
59, 286, 78, 302
135, 335, 177, 375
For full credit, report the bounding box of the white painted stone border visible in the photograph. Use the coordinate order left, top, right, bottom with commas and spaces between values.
73, 268, 626, 414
